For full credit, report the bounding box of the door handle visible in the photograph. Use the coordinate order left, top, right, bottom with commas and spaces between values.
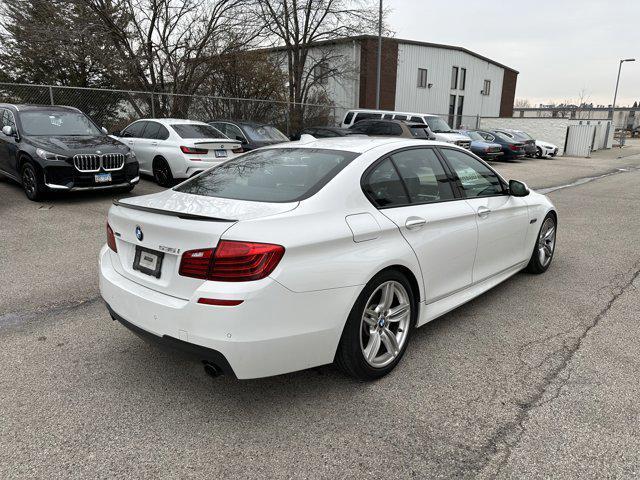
150, 142, 158, 146
477, 206, 492, 218
405, 216, 427, 230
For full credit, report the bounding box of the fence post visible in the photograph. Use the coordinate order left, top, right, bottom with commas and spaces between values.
475, 114, 480, 129
49, 86, 54, 106
151, 93, 155, 117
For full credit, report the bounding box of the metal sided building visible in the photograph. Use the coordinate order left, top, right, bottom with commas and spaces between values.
270, 35, 518, 124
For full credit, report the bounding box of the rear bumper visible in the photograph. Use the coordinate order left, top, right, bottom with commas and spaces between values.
99, 246, 360, 379
106, 302, 236, 376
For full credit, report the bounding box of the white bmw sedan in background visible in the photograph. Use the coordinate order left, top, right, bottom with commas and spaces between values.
100, 137, 557, 380
114, 119, 242, 186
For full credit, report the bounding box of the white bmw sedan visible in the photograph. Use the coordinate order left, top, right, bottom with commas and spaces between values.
99, 137, 557, 380
114, 119, 242, 186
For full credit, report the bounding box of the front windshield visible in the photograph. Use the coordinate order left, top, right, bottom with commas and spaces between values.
20, 111, 101, 136
174, 148, 359, 202
243, 124, 288, 142
464, 131, 484, 141
424, 117, 453, 133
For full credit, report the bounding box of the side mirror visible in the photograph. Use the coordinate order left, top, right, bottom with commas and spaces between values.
2, 125, 15, 136
101, 127, 108, 135
235, 135, 247, 144
509, 179, 530, 197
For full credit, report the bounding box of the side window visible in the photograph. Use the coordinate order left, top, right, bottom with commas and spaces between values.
382, 114, 393, 120
368, 122, 390, 136
157, 124, 170, 140
142, 121, 161, 139
363, 158, 409, 208
355, 112, 382, 122
391, 148, 454, 203
389, 123, 403, 136
349, 121, 372, 134
210, 122, 226, 135
0, 109, 7, 128
122, 121, 146, 138
440, 148, 504, 198
343, 112, 354, 125
394, 115, 408, 121
410, 116, 424, 124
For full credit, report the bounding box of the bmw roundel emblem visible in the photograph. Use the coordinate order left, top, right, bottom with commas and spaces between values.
135, 225, 143, 241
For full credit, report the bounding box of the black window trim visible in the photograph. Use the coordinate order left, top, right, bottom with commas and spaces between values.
436, 146, 509, 198
360, 145, 465, 210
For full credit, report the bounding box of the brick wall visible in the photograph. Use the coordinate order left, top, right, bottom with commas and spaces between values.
358, 38, 398, 110
499, 70, 517, 117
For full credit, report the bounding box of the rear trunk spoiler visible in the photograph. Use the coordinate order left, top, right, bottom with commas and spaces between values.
113, 200, 236, 222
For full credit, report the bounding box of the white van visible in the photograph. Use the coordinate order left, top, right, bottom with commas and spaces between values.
340, 109, 471, 149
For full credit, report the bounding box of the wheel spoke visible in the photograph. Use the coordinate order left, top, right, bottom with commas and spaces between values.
538, 248, 546, 264
387, 303, 409, 322
364, 331, 382, 361
544, 226, 555, 240
380, 328, 400, 356
363, 309, 378, 327
378, 282, 395, 310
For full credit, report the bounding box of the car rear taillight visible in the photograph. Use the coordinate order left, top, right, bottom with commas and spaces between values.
180, 146, 208, 154
107, 222, 117, 252
179, 241, 285, 282
509, 144, 521, 151
232, 147, 244, 154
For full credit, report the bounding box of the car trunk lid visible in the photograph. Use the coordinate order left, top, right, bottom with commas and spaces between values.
108, 190, 298, 299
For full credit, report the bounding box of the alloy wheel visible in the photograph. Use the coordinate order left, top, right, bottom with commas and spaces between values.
360, 280, 411, 368
22, 165, 37, 197
538, 217, 556, 267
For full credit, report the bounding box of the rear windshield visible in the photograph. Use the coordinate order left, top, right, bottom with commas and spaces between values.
172, 124, 226, 139
494, 132, 515, 142
409, 125, 430, 138
464, 131, 484, 141
243, 125, 288, 142
174, 148, 359, 202
20, 111, 101, 136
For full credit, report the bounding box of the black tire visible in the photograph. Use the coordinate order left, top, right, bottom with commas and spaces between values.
536, 147, 543, 158
525, 213, 557, 274
335, 270, 417, 381
153, 157, 173, 187
21, 161, 46, 201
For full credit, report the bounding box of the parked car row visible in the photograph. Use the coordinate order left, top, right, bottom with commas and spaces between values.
0, 102, 559, 201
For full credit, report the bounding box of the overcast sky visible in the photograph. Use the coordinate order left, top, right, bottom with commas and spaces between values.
387, 0, 640, 107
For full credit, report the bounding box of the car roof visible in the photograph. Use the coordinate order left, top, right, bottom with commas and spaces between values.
347, 109, 438, 118
0, 103, 82, 113
209, 119, 271, 128
134, 118, 212, 126
266, 136, 453, 154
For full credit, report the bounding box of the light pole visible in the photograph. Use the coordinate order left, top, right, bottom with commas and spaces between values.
611, 58, 635, 140
375, 0, 382, 110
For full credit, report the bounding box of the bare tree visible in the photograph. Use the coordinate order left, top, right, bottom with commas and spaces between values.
514, 98, 531, 108
82, 0, 262, 116
254, 0, 379, 133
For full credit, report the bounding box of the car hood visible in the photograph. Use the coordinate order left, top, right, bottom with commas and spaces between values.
433, 132, 472, 143
536, 140, 557, 149
28, 135, 129, 154
118, 188, 299, 221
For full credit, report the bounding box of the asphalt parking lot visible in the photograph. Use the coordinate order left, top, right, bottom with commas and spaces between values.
2, 143, 640, 479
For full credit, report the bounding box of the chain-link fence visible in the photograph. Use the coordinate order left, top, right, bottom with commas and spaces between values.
0, 82, 348, 136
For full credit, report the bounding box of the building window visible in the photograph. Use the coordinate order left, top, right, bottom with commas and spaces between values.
482, 79, 491, 95
417, 68, 428, 88
313, 62, 329, 85
451, 67, 459, 89
460, 68, 466, 90
448, 94, 456, 127
456, 95, 464, 128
